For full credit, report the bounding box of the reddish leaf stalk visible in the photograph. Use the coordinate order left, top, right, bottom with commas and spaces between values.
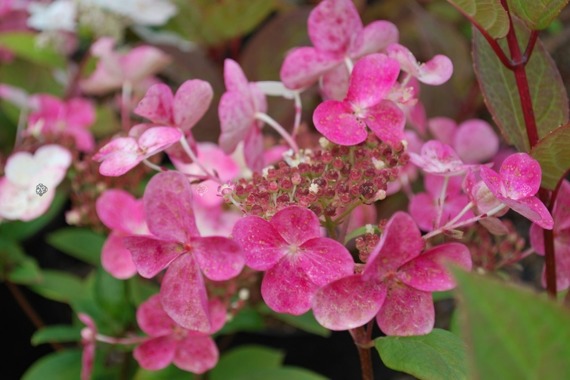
349, 324, 374, 380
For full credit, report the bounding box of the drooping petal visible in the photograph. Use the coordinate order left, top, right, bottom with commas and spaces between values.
386, 43, 453, 85
346, 54, 400, 108
454, 119, 499, 164
232, 215, 287, 270
349, 20, 399, 58
93, 137, 140, 176
144, 171, 200, 242
298, 238, 354, 285
312, 274, 386, 330
101, 232, 137, 279
218, 91, 255, 154
160, 254, 211, 332
223, 59, 249, 94
280, 47, 341, 90
320, 63, 350, 101
173, 79, 213, 131
376, 283, 434, 336
243, 126, 265, 173
174, 335, 219, 374
364, 100, 406, 146
398, 243, 472, 292
134, 336, 177, 371
409, 140, 469, 176
270, 206, 322, 245
502, 196, 554, 230
499, 153, 541, 200
313, 100, 367, 145
123, 236, 182, 278
136, 294, 174, 337
137, 126, 182, 157
192, 236, 244, 281
134, 83, 174, 124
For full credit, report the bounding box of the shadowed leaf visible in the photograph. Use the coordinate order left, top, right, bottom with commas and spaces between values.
447, 0, 509, 38
507, 0, 570, 30
531, 123, 570, 189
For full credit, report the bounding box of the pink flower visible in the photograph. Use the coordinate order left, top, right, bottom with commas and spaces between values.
0, 144, 71, 221
232, 206, 354, 315
280, 0, 398, 100
123, 171, 244, 332
80, 38, 170, 95
479, 153, 553, 229
95, 190, 149, 279
409, 140, 472, 176
385, 43, 453, 86
218, 59, 267, 172
312, 53, 405, 146
530, 180, 570, 290
26, 94, 96, 152
78, 313, 97, 380
93, 125, 182, 176
312, 212, 472, 335
134, 295, 225, 374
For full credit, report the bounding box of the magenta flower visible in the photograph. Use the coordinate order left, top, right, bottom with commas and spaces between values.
95, 190, 149, 279
385, 43, 453, 86
134, 295, 225, 374
312, 53, 405, 146
232, 206, 354, 315
530, 180, 570, 290
123, 171, 244, 332
409, 140, 472, 176
280, 0, 398, 100
218, 59, 268, 172
479, 153, 553, 229
93, 125, 182, 176
312, 212, 472, 335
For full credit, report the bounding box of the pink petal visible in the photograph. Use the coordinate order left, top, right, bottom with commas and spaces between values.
479, 216, 510, 235
93, 137, 140, 176
232, 215, 287, 270
249, 82, 267, 115
376, 283, 434, 336
410, 140, 468, 176
502, 196, 554, 230
364, 100, 406, 146
308, 0, 362, 54
173, 79, 213, 131
298, 238, 354, 285
134, 336, 177, 371
67, 127, 95, 153
346, 54, 400, 108
95, 189, 144, 232
121, 45, 171, 84
349, 20, 399, 58
192, 236, 244, 281
174, 335, 219, 374
208, 299, 227, 334
479, 165, 506, 200
398, 243, 472, 292
134, 83, 174, 124
320, 63, 350, 100
409, 193, 438, 231
499, 153, 541, 199
270, 206, 322, 245
144, 171, 200, 242
280, 47, 341, 90
386, 43, 453, 85
161, 254, 211, 332
554, 181, 570, 230
425, 173, 464, 197
137, 126, 182, 157
101, 232, 137, 279
243, 126, 265, 172
123, 236, 182, 278
313, 100, 367, 145
428, 117, 456, 146
218, 91, 255, 154
81, 342, 95, 380
454, 119, 499, 163
223, 59, 249, 94
136, 294, 174, 336
542, 241, 570, 290
312, 274, 386, 330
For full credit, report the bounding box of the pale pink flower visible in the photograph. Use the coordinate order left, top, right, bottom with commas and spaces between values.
280, 0, 398, 100
232, 206, 354, 315
480, 153, 553, 229
123, 171, 244, 332
312, 53, 405, 146
312, 212, 472, 335
409, 140, 472, 176
86, 0, 177, 26
134, 295, 225, 374
27, 0, 76, 32
385, 43, 453, 86
78, 313, 97, 380
530, 180, 570, 290
0, 144, 71, 221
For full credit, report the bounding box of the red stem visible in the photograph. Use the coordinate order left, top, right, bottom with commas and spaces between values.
349, 325, 374, 380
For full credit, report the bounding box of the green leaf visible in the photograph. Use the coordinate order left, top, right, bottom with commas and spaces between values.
210, 345, 284, 380
218, 306, 266, 335
507, 0, 569, 30
94, 268, 134, 325
530, 123, 570, 189
31, 325, 82, 346
22, 350, 82, 380
473, 22, 569, 152
0, 33, 66, 68
452, 268, 570, 379
258, 305, 330, 337
128, 277, 160, 306
134, 365, 195, 380
446, 0, 509, 38
0, 239, 42, 284
375, 328, 467, 380
0, 58, 63, 96
28, 269, 88, 303
229, 367, 327, 380
47, 227, 105, 266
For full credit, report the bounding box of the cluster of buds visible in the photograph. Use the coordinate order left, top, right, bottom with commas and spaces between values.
225, 133, 409, 220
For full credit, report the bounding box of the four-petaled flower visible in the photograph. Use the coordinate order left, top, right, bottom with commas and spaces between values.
409, 140, 472, 176
312, 212, 472, 336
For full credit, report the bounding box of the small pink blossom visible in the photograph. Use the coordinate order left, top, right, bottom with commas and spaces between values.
385, 43, 453, 86
409, 140, 472, 176
123, 171, 244, 332
530, 180, 570, 290
280, 0, 398, 100
133, 294, 225, 374
232, 206, 354, 315
78, 313, 97, 380
479, 153, 553, 229
312, 53, 405, 146
312, 212, 472, 335
93, 125, 182, 176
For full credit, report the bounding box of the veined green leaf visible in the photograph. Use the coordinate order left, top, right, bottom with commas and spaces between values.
447, 0, 509, 38
530, 123, 570, 189
28, 269, 88, 303
47, 227, 105, 266
507, 0, 569, 30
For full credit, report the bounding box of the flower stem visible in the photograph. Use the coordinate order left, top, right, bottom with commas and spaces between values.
255, 112, 299, 153
179, 136, 222, 184
435, 176, 450, 228
349, 325, 374, 380
121, 81, 132, 132
291, 91, 303, 139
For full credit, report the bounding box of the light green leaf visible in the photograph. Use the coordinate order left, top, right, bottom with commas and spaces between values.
446, 0, 509, 38
28, 269, 88, 303
210, 345, 284, 380
47, 228, 105, 266
507, 0, 569, 30
31, 325, 82, 346
0, 239, 42, 284
134, 365, 195, 380
0, 32, 66, 68
473, 22, 569, 151
258, 305, 330, 337
530, 123, 570, 189
452, 268, 570, 379
375, 328, 467, 380
22, 350, 82, 380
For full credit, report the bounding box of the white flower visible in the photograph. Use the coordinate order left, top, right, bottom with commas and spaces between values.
27, 0, 77, 32
82, 0, 177, 26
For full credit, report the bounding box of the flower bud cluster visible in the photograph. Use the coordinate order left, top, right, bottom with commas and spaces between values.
226, 133, 409, 219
